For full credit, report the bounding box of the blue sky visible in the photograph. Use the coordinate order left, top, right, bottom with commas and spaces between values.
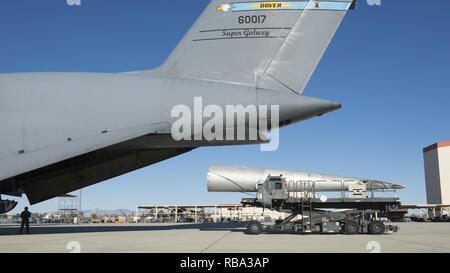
1, 0, 449, 214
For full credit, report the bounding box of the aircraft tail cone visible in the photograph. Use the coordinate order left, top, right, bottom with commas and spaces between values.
257, 89, 342, 126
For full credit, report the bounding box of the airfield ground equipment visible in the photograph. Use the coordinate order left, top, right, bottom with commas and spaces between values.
242, 175, 401, 235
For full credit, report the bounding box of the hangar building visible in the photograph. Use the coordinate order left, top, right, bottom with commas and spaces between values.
423, 140, 450, 204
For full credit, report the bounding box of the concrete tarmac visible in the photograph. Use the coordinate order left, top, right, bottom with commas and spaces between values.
0, 222, 449, 253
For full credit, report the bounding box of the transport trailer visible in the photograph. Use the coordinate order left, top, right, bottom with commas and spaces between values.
241, 175, 401, 235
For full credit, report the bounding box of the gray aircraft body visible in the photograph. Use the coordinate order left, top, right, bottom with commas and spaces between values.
0, 0, 354, 207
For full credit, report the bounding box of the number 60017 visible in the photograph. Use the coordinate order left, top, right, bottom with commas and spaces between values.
238, 15, 266, 24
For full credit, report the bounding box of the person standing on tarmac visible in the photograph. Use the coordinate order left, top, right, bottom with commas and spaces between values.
19, 207, 32, 234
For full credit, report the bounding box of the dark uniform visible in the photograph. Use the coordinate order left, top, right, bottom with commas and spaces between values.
19, 208, 31, 234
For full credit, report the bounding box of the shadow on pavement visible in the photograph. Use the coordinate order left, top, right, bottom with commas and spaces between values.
0, 222, 247, 236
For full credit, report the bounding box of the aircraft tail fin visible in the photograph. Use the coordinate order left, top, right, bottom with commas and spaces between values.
154, 0, 355, 94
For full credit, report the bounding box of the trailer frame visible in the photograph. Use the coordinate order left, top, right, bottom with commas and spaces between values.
241, 175, 401, 235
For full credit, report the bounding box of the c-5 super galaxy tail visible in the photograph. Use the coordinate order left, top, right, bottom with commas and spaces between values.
144, 0, 355, 94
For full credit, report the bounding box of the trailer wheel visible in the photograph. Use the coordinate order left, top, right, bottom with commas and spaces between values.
246, 221, 262, 235
388, 204, 399, 210
343, 220, 359, 235
368, 220, 385, 235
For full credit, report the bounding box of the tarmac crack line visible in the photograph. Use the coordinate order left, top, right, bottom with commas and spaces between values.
200, 232, 232, 253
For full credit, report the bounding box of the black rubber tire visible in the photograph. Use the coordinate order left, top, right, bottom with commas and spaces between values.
368, 220, 386, 235
389, 204, 399, 210
343, 220, 360, 235
246, 221, 262, 235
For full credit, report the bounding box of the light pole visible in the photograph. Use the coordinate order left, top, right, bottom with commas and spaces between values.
78, 189, 82, 224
